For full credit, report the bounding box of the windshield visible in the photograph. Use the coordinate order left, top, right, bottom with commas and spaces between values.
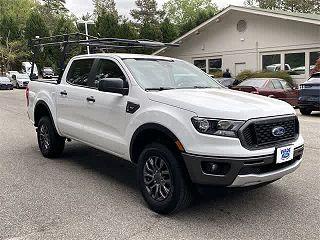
238, 79, 267, 88
0, 77, 10, 82
123, 59, 221, 90
17, 74, 29, 79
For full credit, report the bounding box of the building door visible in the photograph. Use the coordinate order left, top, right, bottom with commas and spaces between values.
235, 63, 246, 76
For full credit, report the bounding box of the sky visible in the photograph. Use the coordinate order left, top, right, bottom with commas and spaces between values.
65, 0, 244, 18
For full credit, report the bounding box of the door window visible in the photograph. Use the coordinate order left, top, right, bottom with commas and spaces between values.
271, 79, 283, 89
93, 60, 126, 88
66, 59, 94, 87
280, 80, 292, 90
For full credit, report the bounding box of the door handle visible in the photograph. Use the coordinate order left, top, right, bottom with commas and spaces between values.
60, 90, 67, 96
86, 96, 95, 103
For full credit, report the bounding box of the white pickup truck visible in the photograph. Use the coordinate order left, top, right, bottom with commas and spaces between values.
27, 53, 304, 214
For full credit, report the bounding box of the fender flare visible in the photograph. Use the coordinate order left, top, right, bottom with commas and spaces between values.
34, 100, 55, 127
129, 123, 179, 161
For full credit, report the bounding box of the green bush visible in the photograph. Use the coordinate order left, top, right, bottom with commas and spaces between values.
209, 70, 223, 78
236, 70, 294, 86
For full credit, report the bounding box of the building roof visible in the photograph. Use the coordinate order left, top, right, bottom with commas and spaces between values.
154, 5, 320, 55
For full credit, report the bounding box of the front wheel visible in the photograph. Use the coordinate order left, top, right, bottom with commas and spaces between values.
300, 108, 312, 115
37, 116, 65, 158
137, 143, 193, 214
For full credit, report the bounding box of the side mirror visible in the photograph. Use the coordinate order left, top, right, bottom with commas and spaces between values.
98, 78, 128, 95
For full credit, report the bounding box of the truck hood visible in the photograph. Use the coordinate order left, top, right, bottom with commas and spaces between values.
148, 89, 295, 120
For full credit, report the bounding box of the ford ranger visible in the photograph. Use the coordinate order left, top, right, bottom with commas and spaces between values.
27, 53, 304, 214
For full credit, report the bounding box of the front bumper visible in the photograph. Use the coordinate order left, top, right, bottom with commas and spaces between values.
0, 84, 13, 90
182, 145, 304, 187
298, 100, 320, 111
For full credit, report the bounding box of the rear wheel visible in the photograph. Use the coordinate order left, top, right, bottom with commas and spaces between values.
137, 143, 193, 214
37, 116, 65, 158
300, 108, 312, 115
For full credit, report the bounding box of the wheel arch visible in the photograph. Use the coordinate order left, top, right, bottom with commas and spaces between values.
34, 100, 55, 128
129, 123, 185, 165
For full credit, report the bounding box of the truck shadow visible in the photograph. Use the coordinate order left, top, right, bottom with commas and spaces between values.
59, 142, 288, 217
61, 142, 138, 190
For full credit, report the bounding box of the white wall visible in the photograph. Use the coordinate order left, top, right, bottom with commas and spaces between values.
160, 10, 320, 82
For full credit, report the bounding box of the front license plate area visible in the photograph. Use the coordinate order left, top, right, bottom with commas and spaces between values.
276, 145, 294, 164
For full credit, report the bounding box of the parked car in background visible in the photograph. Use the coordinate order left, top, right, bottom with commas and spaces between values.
266, 64, 291, 72
0, 77, 14, 90
42, 67, 54, 79
214, 78, 239, 88
298, 72, 320, 115
231, 78, 298, 106
11, 73, 30, 88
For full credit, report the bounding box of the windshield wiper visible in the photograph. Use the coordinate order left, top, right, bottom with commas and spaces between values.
193, 86, 212, 89
145, 87, 175, 91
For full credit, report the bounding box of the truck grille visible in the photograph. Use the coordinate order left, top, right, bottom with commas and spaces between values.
239, 115, 299, 150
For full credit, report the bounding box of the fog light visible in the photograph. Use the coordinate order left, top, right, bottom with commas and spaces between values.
201, 162, 231, 175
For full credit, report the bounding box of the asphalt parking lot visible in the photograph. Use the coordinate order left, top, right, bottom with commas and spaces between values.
0, 89, 319, 240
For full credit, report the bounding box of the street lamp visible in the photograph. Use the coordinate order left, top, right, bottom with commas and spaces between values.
76, 20, 95, 54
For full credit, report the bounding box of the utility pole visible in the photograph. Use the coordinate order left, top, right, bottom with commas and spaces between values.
76, 20, 95, 54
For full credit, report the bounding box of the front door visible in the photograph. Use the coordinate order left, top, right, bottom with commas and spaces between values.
81, 58, 128, 156
56, 58, 94, 139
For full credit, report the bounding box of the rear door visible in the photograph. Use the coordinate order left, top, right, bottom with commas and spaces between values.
80, 58, 129, 156
56, 58, 94, 139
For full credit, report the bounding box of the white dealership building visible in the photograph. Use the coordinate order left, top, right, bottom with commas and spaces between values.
155, 6, 320, 84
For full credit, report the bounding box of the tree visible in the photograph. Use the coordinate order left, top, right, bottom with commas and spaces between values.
25, 11, 49, 41
93, 0, 117, 16
160, 18, 179, 43
131, 0, 162, 24
118, 19, 139, 39
163, 0, 218, 26
0, 41, 29, 72
245, 0, 320, 14
130, 0, 163, 41
95, 11, 120, 38
41, 0, 68, 14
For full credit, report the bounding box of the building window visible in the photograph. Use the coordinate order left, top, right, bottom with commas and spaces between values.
310, 52, 320, 74
262, 54, 281, 71
194, 59, 206, 72
285, 52, 305, 75
237, 20, 247, 32
208, 58, 222, 74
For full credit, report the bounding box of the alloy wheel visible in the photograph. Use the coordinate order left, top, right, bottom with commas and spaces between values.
143, 156, 172, 201
39, 124, 50, 151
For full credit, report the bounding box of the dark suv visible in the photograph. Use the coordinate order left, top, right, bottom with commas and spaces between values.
298, 72, 320, 115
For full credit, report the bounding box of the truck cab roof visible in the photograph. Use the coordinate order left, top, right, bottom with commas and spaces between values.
71, 53, 176, 61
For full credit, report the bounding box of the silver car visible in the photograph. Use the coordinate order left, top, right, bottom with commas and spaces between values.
12, 73, 30, 88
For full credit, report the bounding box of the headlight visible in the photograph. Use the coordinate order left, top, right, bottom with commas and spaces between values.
191, 117, 244, 138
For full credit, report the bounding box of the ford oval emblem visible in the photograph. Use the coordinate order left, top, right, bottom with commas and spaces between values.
272, 127, 285, 137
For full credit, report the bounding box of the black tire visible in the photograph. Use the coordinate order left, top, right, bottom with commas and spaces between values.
137, 143, 193, 214
37, 116, 65, 158
300, 108, 312, 115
